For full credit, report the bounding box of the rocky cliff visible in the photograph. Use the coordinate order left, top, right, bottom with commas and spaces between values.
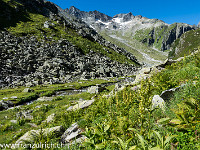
133, 23, 193, 51
169, 28, 200, 59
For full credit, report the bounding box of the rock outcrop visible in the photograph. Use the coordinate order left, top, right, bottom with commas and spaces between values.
15, 126, 65, 145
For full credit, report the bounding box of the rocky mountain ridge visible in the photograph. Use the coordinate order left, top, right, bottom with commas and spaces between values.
65, 6, 194, 65
65, 6, 166, 32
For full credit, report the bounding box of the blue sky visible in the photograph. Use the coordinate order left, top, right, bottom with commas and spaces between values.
49, 0, 200, 25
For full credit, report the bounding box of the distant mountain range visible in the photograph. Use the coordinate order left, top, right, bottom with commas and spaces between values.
65, 6, 195, 65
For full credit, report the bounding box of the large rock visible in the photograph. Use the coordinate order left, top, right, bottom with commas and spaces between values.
139, 67, 151, 74
22, 88, 33, 93
67, 100, 95, 111
37, 97, 54, 102
43, 113, 55, 123
0, 100, 14, 111
152, 95, 165, 109
16, 110, 33, 120
15, 126, 65, 145
61, 123, 86, 144
87, 85, 105, 94
160, 84, 185, 100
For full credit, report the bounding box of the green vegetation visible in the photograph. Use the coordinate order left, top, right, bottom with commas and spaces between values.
133, 24, 177, 50
169, 29, 200, 59
1, 51, 200, 149
0, 79, 116, 105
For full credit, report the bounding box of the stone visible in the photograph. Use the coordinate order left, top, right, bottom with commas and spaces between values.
152, 95, 165, 109
87, 86, 99, 94
16, 110, 33, 120
133, 73, 150, 84
61, 122, 86, 144
10, 120, 18, 124
10, 96, 18, 99
22, 88, 32, 93
43, 113, 55, 123
160, 84, 185, 101
35, 104, 49, 109
114, 83, 125, 92
15, 126, 65, 145
139, 67, 151, 74
44, 21, 50, 28
65, 129, 81, 142
25, 82, 34, 87
156, 59, 177, 68
67, 100, 95, 111
28, 123, 38, 128
37, 97, 53, 102
0, 22, 139, 88
71, 135, 87, 144
0, 100, 14, 110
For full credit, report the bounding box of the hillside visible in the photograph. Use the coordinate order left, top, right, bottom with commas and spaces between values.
0, 0, 140, 88
169, 28, 200, 59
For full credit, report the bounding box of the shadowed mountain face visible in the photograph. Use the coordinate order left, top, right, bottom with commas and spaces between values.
65, 6, 194, 66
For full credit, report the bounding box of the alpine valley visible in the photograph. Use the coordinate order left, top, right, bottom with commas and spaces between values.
0, 0, 200, 149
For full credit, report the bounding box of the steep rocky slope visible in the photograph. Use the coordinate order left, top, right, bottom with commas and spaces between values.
0, 0, 140, 88
169, 28, 200, 59
65, 6, 194, 65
